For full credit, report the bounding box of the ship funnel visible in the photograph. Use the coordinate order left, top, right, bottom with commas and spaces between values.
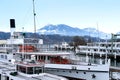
10, 19, 16, 37
10, 19, 15, 28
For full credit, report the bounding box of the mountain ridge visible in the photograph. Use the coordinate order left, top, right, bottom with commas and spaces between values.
37, 24, 111, 39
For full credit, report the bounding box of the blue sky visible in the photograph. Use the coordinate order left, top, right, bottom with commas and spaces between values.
0, 0, 120, 33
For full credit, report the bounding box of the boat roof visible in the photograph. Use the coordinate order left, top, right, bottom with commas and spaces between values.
16, 61, 44, 67
17, 51, 71, 56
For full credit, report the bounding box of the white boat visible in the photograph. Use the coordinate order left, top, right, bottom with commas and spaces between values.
76, 40, 120, 64
0, 19, 68, 80
76, 35, 120, 79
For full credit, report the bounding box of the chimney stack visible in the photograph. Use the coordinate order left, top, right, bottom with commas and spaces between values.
10, 19, 15, 37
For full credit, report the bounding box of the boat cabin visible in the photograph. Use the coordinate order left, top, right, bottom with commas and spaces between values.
16, 60, 44, 74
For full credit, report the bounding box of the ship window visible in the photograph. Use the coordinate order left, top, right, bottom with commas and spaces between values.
48, 56, 50, 60
88, 68, 90, 70
117, 44, 120, 47
113, 50, 116, 52
100, 44, 104, 47
103, 49, 106, 52
41, 56, 45, 60
27, 67, 33, 74
108, 44, 111, 47
1, 55, 4, 58
116, 50, 119, 53
57, 70, 59, 72
34, 67, 42, 74
100, 49, 102, 51
6, 76, 9, 80
18, 66, 26, 73
92, 74, 96, 78
1, 44, 3, 47
110, 50, 112, 53
94, 49, 97, 51
103, 44, 105, 46
5, 55, 7, 59
84, 72, 86, 74
76, 71, 78, 74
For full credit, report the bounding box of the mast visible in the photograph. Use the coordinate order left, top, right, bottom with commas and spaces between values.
32, 0, 36, 34
97, 22, 100, 42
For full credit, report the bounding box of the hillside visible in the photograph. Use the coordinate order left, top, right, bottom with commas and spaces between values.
0, 32, 104, 44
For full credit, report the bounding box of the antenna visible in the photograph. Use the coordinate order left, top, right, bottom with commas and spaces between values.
105, 35, 108, 63
32, 0, 36, 34
88, 28, 91, 43
97, 22, 100, 42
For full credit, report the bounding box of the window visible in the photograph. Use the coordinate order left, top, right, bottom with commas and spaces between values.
5, 55, 7, 59
6, 76, 9, 80
27, 67, 33, 74
1, 55, 4, 58
18, 66, 26, 73
84, 72, 86, 74
94, 49, 97, 51
76, 71, 78, 74
34, 67, 42, 74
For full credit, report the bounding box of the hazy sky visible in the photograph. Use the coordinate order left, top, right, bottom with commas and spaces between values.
0, 0, 120, 33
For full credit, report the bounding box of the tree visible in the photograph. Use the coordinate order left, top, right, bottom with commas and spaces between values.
73, 36, 86, 45
70, 36, 86, 51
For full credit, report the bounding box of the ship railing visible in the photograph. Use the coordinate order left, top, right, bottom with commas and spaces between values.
16, 47, 72, 53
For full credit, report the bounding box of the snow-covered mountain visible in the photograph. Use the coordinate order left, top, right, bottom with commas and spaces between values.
37, 24, 111, 39
83, 28, 111, 39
